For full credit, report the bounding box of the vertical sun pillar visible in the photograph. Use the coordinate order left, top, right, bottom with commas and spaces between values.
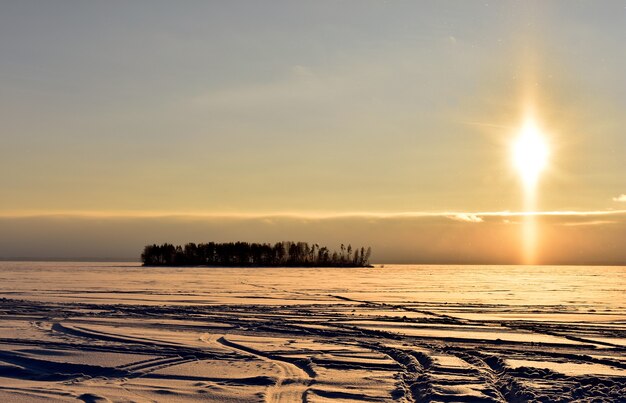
521, 179, 538, 265
513, 115, 548, 265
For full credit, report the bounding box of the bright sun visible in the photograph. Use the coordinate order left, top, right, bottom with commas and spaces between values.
513, 118, 549, 187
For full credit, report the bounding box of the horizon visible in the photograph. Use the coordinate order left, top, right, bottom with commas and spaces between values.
2, 259, 625, 267
1, 209, 625, 265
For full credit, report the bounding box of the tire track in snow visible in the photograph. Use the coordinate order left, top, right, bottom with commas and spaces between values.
210, 335, 314, 403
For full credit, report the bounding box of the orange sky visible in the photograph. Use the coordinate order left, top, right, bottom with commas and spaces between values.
1, 211, 624, 264
1, 2, 625, 263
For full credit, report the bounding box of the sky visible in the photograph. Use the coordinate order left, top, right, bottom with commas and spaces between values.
1, 1, 625, 263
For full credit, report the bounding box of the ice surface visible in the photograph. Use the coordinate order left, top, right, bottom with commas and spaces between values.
0, 262, 624, 402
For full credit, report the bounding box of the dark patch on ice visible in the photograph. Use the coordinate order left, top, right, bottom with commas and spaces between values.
77, 393, 111, 403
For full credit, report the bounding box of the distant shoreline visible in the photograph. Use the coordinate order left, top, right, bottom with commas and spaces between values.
1, 259, 624, 267
142, 264, 376, 268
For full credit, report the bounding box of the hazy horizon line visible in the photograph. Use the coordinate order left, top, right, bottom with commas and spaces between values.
1, 257, 624, 267
2, 209, 626, 220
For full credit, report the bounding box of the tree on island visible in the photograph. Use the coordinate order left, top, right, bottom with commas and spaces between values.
141, 241, 372, 267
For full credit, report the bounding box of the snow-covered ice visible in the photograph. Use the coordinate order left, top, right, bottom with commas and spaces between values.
0, 262, 624, 402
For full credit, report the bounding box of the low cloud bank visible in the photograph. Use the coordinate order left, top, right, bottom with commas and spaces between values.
0, 211, 625, 265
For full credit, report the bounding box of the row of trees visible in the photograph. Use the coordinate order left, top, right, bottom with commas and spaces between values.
141, 241, 372, 267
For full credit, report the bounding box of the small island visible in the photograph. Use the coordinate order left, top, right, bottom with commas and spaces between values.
142, 241, 372, 267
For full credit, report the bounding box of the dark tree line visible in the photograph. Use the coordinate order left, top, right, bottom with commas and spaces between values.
141, 241, 372, 267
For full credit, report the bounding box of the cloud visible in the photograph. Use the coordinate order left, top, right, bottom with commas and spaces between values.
613, 194, 626, 202
2, 209, 626, 220
191, 66, 339, 109
447, 213, 484, 223
560, 220, 617, 227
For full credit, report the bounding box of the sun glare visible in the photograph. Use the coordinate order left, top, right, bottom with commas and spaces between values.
513, 118, 549, 188
512, 115, 550, 265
